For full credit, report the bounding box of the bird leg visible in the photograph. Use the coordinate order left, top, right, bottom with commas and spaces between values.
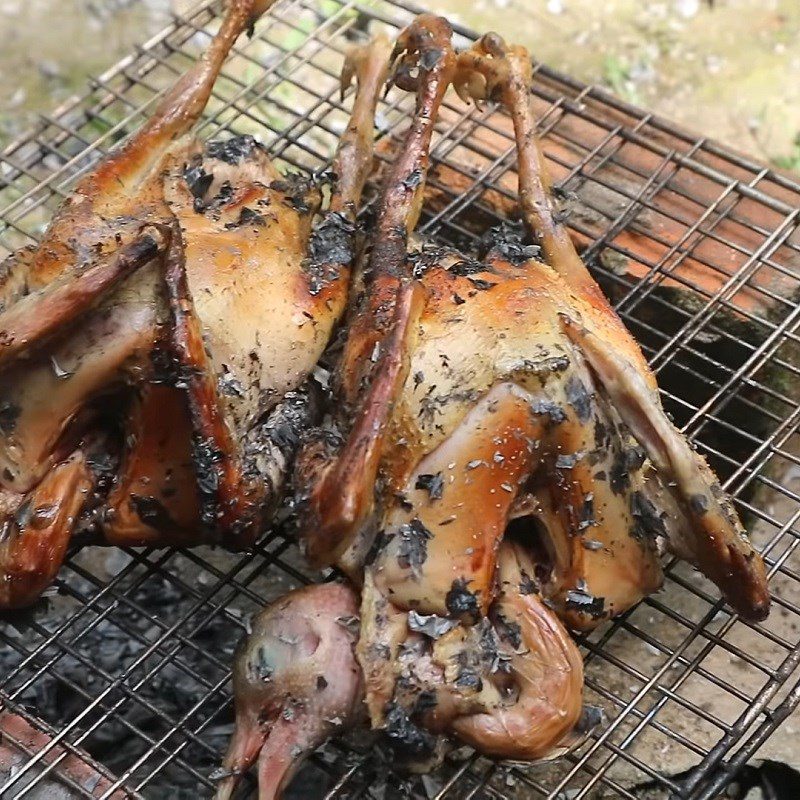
296, 14, 457, 568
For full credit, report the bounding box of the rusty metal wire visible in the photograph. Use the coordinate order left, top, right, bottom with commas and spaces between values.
0, 0, 798, 798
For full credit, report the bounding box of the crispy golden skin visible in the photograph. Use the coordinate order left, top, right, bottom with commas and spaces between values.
0, 5, 392, 606
293, 16, 769, 767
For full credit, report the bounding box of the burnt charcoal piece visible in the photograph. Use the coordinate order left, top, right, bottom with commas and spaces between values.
383, 704, 437, 757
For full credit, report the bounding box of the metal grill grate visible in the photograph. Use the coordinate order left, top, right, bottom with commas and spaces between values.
1, 1, 799, 798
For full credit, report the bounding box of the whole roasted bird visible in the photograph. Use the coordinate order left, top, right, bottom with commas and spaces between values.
219, 15, 770, 798
0, 0, 391, 608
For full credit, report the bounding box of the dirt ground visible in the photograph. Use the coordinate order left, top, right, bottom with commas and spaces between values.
2, 0, 800, 167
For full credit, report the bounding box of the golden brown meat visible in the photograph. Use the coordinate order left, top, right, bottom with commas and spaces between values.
291, 15, 769, 765
0, 4, 392, 607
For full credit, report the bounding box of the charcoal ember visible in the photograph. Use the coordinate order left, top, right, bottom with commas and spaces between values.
0, 550, 246, 798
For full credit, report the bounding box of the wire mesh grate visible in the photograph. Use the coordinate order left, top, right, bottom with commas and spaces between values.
0, 0, 799, 798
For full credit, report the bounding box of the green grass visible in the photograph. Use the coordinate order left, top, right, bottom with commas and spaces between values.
601, 55, 640, 105
771, 132, 800, 173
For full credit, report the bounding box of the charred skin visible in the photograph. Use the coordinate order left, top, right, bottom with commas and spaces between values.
215, 582, 364, 800
0, 16, 392, 605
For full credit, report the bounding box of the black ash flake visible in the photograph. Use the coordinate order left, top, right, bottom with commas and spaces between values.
565, 374, 593, 422
269, 174, 315, 214
594, 417, 611, 449
130, 495, 177, 531
383, 704, 437, 757
582, 538, 604, 551
530, 397, 568, 426
514, 354, 571, 377
397, 518, 433, 574
415, 472, 444, 501
183, 158, 213, 204
690, 493, 710, 515
206, 134, 262, 164
448, 258, 489, 277
402, 168, 422, 189
609, 444, 646, 495
446, 578, 479, 619
480, 220, 541, 265
335, 615, 361, 637
578, 493, 595, 531
555, 452, 581, 470
492, 611, 522, 650
565, 588, 605, 618
407, 610, 457, 639
224, 206, 266, 229
467, 277, 497, 291
307, 212, 355, 266
455, 668, 482, 691
407, 243, 455, 278
518, 569, 538, 595
303, 212, 356, 295
630, 491, 668, 540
